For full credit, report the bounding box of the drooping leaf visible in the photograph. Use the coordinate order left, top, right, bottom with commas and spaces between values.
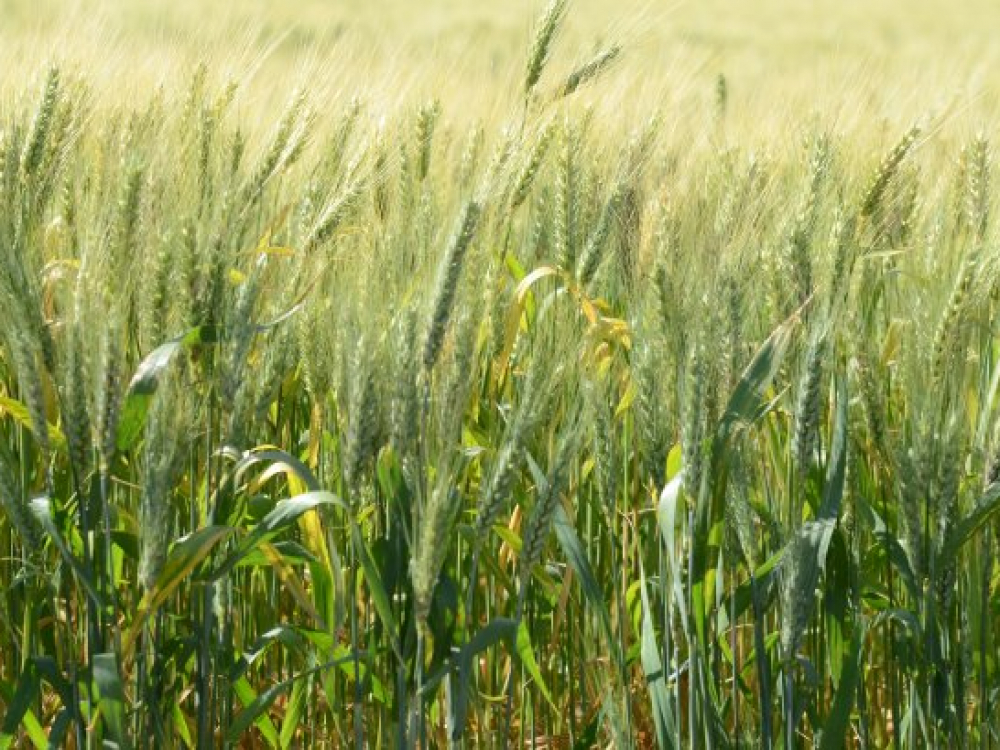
940, 481, 1000, 566
239, 447, 324, 493
29, 496, 102, 607
126, 525, 234, 652
212, 491, 341, 580
116, 326, 216, 451
0, 396, 66, 452
717, 314, 798, 442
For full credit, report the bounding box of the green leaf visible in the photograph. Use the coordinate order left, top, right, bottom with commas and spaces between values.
43, 708, 70, 748
433, 616, 553, 739
237, 540, 317, 568
0, 396, 66, 452
251, 491, 339, 536
172, 702, 194, 748
127, 525, 234, 650
116, 326, 215, 451
31, 657, 72, 709
116, 342, 181, 452
441, 618, 517, 738
818, 621, 868, 750
227, 683, 287, 742
232, 678, 280, 747
150, 525, 233, 607
235, 448, 323, 493
940, 481, 1000, 566
553, 503, 619, 669
212, 491, 341, 580
228, 652, 359, 743
656, 470, 689, 626
352, 523, 400, 659
781, 517, 837, 650
638, 561, 679, 750
279, 676, 307, 750
233, 625, 310, 680
514, 621, 555, 710
0, 662, 38, 750
572, 711, 602, 750
93, 653, 131, 750
29, 496, 102, 607
0, 659, 57, 750
717, 314, 797, 442
691, 314, 797, 670
868, 509, 919, 601
824, 528, 851, 683
818, 376, 848, 522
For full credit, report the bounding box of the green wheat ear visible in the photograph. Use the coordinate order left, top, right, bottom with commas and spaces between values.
558, 44, 622, 99
510, 119, 556, 210
423, 199, 481, 371
860, 125, 920, 219
22, 66, 61, 179
525, 0, 569, 96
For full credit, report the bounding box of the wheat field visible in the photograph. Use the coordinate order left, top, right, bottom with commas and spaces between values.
0, 0, 999, 747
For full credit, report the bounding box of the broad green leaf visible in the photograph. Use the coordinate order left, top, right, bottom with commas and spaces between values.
239, 447, 324, 493
692, 314, 797, 667
237, 540, 317, 568
717, 315, 797, 442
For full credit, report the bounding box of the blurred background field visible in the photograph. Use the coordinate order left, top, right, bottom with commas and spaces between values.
3, 0, 1000, 132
